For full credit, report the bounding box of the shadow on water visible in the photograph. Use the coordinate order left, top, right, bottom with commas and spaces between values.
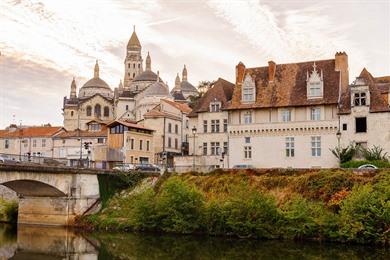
0, 224, 388, 259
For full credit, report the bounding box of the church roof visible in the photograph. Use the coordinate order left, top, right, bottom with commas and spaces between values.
143, 81, 169, 97
81, 77, 110, 90
172, 90, 186, 101
127, 29, 141, 49
180, 81, 197, 93
133, 70, 160, 82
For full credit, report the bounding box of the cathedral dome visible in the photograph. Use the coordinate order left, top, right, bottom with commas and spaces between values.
78, 61, 113, 99
133, 70, 161, 82
143, 81, 169, 97
180, 81, 197, 93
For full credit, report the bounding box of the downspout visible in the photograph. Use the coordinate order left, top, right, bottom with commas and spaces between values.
227, 111, 230, 169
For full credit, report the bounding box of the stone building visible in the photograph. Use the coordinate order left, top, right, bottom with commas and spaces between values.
226, 52, 350, 168
339, 68, 390, 156
174, 78, 234, 172
170, 65, 199, 100
63, 61, 115, 130
0, 125, 63, 160
143, 99, 192, 166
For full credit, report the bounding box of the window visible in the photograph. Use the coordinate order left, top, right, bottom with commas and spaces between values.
223, 142, 228, 155
133, 73, 135, 78
147, 140, 150, 151
244, 146, 252, 159
168, 137, 172, 148
355, 117, 367, 133
71, 111, 74, 117
211, 142, 220, 155
203, 143, 207, 155
285, 137, 295, 157
210, 102, 220, 112
211, 120, 216, 133
168, 123, 172, 133
342, 123, 347, 131
175, 124, 178, 134
86, 106, 92, 116
97, 138, 104, 144
130, 139, 134, 149
62, 140, 65, 144
139, 140, 143, 150
215, 120, 220, 132
311, 108, 321, 121
4, 139, 9, 149
281, 109, 291, 122
311, 136, 321, 157
138, 64, 140, 69
42, 139, 46, 147
128, 63, 130, 68
354, 92, 366, 106
245, 137, 251, 144
203, 120, 207, 133
244, 111, 252, 124
125, 105, 129, 110
186, 120, 189, 129
133, 63, 135, 68
223, 119, 228, 132
307, 63, 324, 98
242, 74, 256, 102
94, 104, 101, 117
175, 138, 178, 149
89, 123, 101, 131
33, 139, 37, 148
104, 106, 109, 117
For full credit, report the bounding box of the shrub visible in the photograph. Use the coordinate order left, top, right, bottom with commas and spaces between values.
338, 184, 389, 244
341, 160, 390, 168
360, 146, 389, 162
0, 199, 18, 223
330, 144, 356, 163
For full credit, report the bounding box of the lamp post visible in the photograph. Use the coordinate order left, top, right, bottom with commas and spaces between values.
192, 126, 197, 171
336, 130, 342, 163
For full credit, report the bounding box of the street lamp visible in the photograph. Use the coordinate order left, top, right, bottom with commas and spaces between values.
192, 126, 197, 171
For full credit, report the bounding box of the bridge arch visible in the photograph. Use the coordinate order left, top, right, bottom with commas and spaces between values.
1, 180, 66, 197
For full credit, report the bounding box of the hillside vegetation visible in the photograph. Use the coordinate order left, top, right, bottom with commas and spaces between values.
84, 169, 390, 245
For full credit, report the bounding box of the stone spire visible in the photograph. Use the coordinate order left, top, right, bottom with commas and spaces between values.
118, 79, 123, 89
175, 73, 181, 90
127, 25, 141, 50
146, 51, 151, 71
70, 77, 77, 98
182, 65, 188, 81
94, 60, 99, 78
156, 70, 160, 82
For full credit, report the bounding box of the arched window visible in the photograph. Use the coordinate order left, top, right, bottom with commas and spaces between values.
133, 73, 135, 78
125, 105, 129, 110
242, 74, 256, 102
104, 106, 109, 117
70, 111, 74, 117
86, 106, 92, 116
94, 104, 101, 117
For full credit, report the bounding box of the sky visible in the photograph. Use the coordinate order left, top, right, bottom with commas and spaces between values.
0, 0, 389, 128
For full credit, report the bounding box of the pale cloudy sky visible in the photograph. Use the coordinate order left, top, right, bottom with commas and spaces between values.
0, 0, 389, 128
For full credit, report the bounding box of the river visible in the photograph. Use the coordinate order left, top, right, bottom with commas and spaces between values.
0, 224, 388, 259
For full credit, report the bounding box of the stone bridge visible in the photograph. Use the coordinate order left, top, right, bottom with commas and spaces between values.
0, 164, 156, 226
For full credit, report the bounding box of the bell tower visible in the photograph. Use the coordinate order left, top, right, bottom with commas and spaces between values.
124, 26, 143, 88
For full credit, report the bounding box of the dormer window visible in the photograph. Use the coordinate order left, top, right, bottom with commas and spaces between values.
354, 92, 366, 106
210, 99, 221, 112
242, 74, 256, 102
306, 62, 324, 99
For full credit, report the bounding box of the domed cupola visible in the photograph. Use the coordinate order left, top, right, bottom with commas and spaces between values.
143, 71, 170, 97
79, 60, 113, 99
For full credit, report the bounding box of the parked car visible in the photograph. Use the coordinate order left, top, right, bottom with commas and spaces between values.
113, 164, 135, 171
134, 164, 160, 172
0, 155, 20, 164
232, 164, 254, 169
358, 164, 378, 169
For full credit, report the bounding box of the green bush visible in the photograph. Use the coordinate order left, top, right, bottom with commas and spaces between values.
341, 160, 390, 168
330, 144, 356, 163
338, 184, 389, 244
0, 199, 18, 223
360, 146, 389, 161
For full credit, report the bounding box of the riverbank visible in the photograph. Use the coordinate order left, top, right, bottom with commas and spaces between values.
82, 169, 390, 245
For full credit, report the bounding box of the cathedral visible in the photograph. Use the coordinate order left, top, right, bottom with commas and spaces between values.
63, 27, 198, 130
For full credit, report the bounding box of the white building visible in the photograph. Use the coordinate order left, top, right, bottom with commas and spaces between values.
227, 52, 350, 168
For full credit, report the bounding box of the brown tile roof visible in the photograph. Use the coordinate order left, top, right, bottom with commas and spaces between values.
188, 78, 234, 117
143, 108, 181, 120
55, 128, 107, 138
161, 99, 192, 113
228, 59, 341, 110
0, 127, 63, 138
339, 68, 390, 114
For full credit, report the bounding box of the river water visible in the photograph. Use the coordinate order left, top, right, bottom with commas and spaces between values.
0, 224, 388, 259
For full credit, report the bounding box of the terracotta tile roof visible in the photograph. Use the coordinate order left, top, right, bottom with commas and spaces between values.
161, 99, 192, 113
144, 107, 181, 120
228, 59, 340, 110
0, 127, 63, 138
339, 68, 390, 114
55, 128, 107, 138
188, 78, 234, 117
107, 120, 154, 132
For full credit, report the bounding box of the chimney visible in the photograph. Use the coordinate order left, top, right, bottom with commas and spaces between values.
236, 62, 246, 84
335, 51, 349, 92
268, 60, 276, 82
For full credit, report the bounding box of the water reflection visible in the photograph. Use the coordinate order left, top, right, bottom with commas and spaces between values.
0, 224, 388, 259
